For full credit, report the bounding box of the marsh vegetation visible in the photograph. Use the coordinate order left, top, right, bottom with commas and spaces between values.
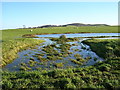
3, 35, 105, 71
1, 26, 120, 89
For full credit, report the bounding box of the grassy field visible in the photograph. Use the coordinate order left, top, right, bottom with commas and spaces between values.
1, 26, 118, 67
2, 38, 44, 66
2, 39, 120, 89
82, 39, 120, 59
2, 26, 118, 40
1, 26, 120, 89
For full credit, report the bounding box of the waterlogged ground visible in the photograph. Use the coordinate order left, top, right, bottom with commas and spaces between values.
3, 38, 104, 71
3, 33, 119, 71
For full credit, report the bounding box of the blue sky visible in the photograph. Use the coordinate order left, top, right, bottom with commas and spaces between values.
2, 2, 118, 29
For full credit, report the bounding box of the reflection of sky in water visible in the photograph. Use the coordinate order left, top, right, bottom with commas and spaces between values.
36, 33, 120, 38
3, 33, 119, 71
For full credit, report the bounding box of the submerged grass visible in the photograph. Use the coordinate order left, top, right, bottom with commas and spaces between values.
2, 38, 44, 67
1, 26, 118, 67
2, 38, 120, 89
1, 26, 120, 89
54, 63, 64, 68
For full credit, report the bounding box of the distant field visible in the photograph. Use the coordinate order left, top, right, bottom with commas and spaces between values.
2, 26, 118, 40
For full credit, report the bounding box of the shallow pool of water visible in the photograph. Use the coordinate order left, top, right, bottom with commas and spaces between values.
36, 33, 119, 38
3, 38, 104, 71
3, 33, 119, 71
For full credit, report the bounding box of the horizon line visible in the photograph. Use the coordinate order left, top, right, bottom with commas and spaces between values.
1, 23, 119, 30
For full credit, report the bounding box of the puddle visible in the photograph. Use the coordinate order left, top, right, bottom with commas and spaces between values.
3, 38, 104, 71
3, 33, 119, 71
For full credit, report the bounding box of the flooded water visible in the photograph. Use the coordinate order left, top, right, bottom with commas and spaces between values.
36, 33, 119, 38
3, 33, 119, 71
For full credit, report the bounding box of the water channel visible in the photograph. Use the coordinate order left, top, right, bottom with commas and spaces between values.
3, 33, 119, 71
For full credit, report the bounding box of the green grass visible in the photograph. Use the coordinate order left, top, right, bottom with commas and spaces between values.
1, 26, 119, 66
1, 26, 118, 40
2, 39, 120, 89
82, 39, 120, 59
2, 38, 44, 66
1, 26, 120, 89
54, 63, 64, 68
2, 58, 120, 89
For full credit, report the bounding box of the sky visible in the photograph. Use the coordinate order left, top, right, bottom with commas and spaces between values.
2, 2, 118, 29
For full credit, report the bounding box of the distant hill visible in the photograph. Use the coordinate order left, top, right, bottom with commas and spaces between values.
66, 23, 109, 27
24, 23, 110, 29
